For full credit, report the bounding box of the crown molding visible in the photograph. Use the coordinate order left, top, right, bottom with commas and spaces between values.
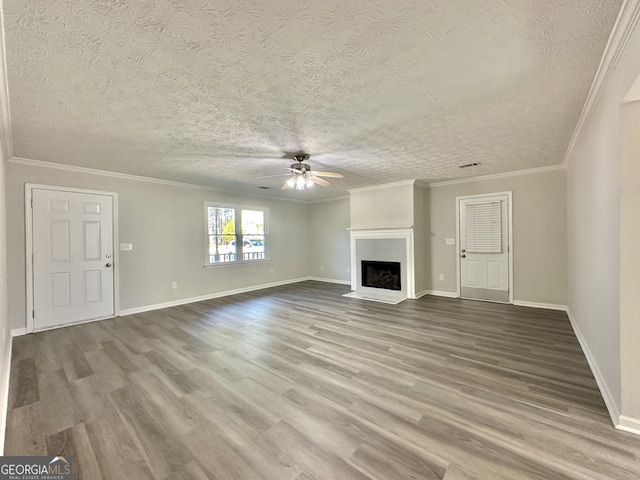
8, 157, 313, 204
0, 6, 13, 161
563, 0, 640, 167
308, 195, 349, 204
348, 179, 416, 194
427, 164, 564, 188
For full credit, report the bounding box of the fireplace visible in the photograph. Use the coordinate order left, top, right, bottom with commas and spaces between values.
346, 181, 422, 303
361, 260, 401, 291
345, 227, 415, 303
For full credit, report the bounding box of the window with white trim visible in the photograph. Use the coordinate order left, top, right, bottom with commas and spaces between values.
205, 203, 268, 265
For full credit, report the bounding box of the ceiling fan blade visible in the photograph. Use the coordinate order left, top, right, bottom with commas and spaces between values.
281, 182, 291, 190
313, 171, 344, 178
311, 176, 331, 187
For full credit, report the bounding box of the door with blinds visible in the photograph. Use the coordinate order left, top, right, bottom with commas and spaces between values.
458, 193, 511, 303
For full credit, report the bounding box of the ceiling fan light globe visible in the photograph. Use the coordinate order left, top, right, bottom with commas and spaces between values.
295, 176, 306, 190
286, 177, 296, 188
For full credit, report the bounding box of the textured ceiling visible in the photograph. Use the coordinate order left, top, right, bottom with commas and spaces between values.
3, 0, 622, 200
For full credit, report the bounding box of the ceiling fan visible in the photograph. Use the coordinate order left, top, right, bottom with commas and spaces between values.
257, 153, 344, 190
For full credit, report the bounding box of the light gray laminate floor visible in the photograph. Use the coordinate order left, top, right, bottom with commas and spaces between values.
5, 281, 640, 479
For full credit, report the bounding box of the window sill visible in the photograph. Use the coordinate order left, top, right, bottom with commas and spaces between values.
204, 258, 271, 268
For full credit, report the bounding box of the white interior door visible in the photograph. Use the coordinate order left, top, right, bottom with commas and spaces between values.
459, 194, 510, 303
32, 188, 115, 330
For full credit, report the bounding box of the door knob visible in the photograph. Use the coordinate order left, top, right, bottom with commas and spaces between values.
105, 263, 112, 268
461, 254, 466, 258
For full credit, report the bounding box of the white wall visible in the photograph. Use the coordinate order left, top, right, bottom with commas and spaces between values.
7, 162, 310, 330
429, 169, 567, 306
565, 10, 640, 425
308, 198, 350, 283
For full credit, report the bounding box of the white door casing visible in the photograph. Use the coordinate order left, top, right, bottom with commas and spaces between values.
27, 186, 117, 331
457, 192, 513, 303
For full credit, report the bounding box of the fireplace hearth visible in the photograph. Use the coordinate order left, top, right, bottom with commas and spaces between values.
361, 260, 401, 291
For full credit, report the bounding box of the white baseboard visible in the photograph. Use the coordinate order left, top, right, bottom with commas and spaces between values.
421, 290, 458, 299
512, 300, 567, 311
10, 328, 26, 337
119, 277, 313, 316
10, 277, 350, 332
617, 415, 640, 435
0, 335, 13, 454
307, 277, 351, 285
418, 294, 569, 311
566, 307, 621, 428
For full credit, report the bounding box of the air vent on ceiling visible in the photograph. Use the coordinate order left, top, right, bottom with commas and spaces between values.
459, 162, 480, 169
258, 186, 270, 189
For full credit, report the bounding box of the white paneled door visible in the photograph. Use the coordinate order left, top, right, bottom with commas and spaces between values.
31, 188, 115, 330
459, 193, 511, 303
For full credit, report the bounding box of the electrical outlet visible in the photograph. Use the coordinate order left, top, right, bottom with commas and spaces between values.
346, 267, 350, 273
439, 274, 444, 281
320, 265, 324, 271
270, 268, 275, 274
171, 282, 177, 289
586, 310, 591, 326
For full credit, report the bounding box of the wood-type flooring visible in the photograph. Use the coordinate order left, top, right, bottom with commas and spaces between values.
5, 281, 640, 479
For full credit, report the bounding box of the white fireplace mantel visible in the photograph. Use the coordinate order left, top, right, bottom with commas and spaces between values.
348, 227, 415, 302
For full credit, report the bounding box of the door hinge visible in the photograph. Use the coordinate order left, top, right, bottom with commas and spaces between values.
30, 198, 33, 208
32, 310, 35, 319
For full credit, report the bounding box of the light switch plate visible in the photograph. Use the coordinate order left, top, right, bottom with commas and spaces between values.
120, 243, 133, 251
446, 238, 455, 245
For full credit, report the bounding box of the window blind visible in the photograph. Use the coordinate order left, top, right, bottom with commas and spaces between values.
465, 201, 502, 253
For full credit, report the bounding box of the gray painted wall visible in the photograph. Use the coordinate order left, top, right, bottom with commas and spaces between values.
565, 20, 640, 421
413, 184, 430, 294
308, 198, 350, 283
621, 100, 640, 421
6, 163, 568, 323
429, 169, 567, 305
0, 138, 11, 452
7, 162, 310, 330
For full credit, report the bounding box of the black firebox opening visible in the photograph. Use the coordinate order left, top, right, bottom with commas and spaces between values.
361, 260, 401, 291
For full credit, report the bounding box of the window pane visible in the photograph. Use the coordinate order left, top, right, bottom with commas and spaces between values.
208, 207, 235, 235
241, 235, 265, 261
241, 210, 265, 260
241, 210, 264, 235
208, 234, 237, 263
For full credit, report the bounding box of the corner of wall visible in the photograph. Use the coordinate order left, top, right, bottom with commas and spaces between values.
0, 0, 13, 453
566, 307, 621, 427
617, 415, 640, 435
